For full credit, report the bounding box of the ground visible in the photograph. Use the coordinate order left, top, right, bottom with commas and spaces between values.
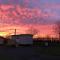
0, 46, 60, 60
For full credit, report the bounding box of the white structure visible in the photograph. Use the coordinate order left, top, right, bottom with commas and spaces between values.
10, 34, 33, 45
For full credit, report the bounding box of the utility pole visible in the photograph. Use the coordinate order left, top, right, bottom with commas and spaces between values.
14, 29, 16, 35
8, 29, 17, 35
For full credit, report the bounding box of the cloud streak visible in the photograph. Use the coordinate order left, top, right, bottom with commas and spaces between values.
0, 0, 60, 37
0, 4, 58, 24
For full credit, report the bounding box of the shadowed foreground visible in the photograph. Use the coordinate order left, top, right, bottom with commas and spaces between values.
0, 46, 60, 60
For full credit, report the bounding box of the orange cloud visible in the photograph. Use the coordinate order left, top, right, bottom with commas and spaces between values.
0, 23, 57, 37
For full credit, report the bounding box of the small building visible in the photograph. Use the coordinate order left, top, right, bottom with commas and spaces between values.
10, 34, 33, 45
0, 36, 7, 45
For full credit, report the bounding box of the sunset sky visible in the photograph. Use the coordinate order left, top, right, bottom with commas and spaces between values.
0, 0, 60, 38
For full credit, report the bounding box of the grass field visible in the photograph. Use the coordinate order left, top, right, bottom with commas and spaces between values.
0, 46, 60, 60
0, 40, 60, 60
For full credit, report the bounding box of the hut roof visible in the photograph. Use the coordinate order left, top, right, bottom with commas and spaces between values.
11, 34, 33, 37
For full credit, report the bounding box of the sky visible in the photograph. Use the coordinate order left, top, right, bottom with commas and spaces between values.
0, 0, 60, 38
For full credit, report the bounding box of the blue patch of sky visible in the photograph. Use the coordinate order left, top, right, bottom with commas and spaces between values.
0, 0, 60, 4
41, 0, 60, 3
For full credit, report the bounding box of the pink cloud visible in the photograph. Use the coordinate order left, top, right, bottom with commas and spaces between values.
45, 3, 60, 8
0, 4, 59, 37
0, 4, 57, 20
0, 4, 14, 10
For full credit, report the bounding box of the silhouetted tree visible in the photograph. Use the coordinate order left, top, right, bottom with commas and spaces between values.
26, 27, 38, 35
54, 21, 60, 40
